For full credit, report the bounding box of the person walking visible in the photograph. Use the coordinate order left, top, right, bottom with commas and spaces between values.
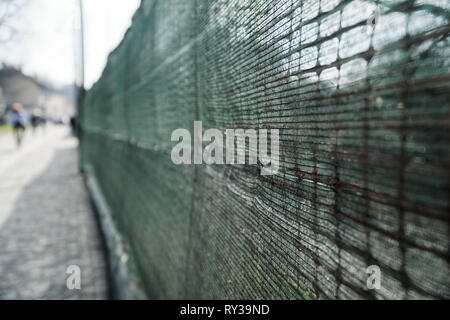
8, 103, 27, 148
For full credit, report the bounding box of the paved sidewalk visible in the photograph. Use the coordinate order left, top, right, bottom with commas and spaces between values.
0, 127, 108, 299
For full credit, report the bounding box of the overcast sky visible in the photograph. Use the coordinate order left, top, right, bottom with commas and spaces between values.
0, 0, 140, 88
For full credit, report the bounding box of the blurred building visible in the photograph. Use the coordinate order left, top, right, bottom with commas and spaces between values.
0, 87, 5, 112
0, 65, 75, 122
0, 66, 41, 112
0, 88, 5, 125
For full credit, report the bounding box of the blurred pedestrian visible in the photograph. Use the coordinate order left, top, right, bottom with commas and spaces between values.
31, 109, 44, 134
70, 116, 77, 136
8, 103, 27, 148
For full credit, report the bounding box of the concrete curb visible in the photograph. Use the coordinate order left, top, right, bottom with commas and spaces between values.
83, 165, 146, 300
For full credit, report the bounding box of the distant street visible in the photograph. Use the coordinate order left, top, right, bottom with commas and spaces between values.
0, 126, 108, 299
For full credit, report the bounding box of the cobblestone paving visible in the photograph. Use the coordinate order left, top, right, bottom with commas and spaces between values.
0, 127, 108, 299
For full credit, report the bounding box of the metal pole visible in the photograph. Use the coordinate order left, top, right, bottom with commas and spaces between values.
77, 0, 85, 172
78, 0, 85, 90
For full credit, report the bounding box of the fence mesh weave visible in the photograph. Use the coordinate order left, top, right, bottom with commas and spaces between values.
80, 0, 450, 299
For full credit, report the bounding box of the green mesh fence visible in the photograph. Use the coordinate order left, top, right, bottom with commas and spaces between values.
80, 0, 450, 299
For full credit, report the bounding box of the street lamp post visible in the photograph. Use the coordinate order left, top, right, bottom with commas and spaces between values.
76, 0, 85, 171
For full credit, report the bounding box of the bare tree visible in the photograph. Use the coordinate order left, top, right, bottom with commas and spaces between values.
0, 0, 28, 43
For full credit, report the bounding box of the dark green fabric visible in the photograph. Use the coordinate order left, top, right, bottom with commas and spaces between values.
81, 0, 450, 299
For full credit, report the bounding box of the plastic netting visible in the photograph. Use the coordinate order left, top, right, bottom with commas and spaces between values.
80, 0, 450, 299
